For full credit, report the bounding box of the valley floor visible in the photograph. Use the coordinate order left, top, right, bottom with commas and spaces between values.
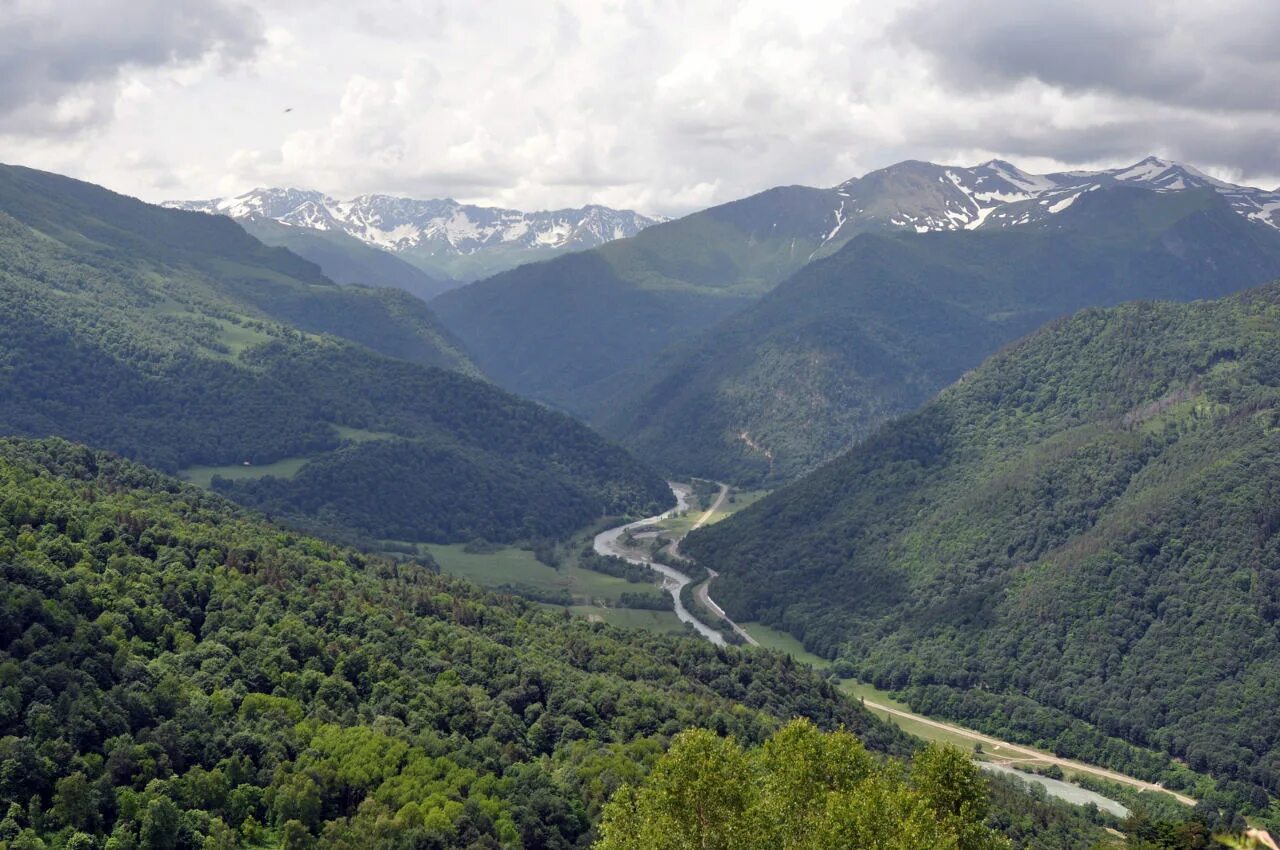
414, 477, 1198, 817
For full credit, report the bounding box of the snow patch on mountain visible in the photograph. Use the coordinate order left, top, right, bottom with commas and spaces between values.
828, 156, 1280, 238
166, 190, 664, 267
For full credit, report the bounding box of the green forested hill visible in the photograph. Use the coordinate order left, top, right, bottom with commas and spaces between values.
605, 187, 1280, 483
684, 281, 1280, 806
430, 186, 842, 415
0, 438, 892, 849
0, 438, 1124, 850
0, 165, 670, 543
0, 164, 473, 375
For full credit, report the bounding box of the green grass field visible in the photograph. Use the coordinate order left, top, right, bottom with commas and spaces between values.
334, 425, 398, 442
741, 621, 832, 668
837, 680, 987, 750
425, 543, 682, 632
655, 487, 770, 537
566, 605, 688, 634
425, 543, 666, 607
180, 455, 311, 488
213, 317, 274, 355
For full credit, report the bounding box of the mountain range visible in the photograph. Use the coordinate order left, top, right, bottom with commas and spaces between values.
432, 157, 1280, 423
4, 152, 1276, 847
820, 156, 1280, 242
0, 163, 670, 544
167, 188, 663, 283
603, 185, 1280, 482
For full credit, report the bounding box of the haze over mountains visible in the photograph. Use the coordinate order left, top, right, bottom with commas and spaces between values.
168, 188, 662, 284
428, 156, 1280, 482
15, 0, 1280, 843
605, 184, 1280, 482
6, 152, 1280, 847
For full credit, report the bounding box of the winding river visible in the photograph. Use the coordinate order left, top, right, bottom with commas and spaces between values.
592, 481, 1136, 819
591, 482, 726, 645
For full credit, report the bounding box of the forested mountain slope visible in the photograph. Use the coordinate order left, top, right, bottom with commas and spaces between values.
433, 157, 1280, 419
431, 186, 843, 415
0, 165, 473, 375
0, 165, 669, 543
0, 438, 1126, 849
684, 281, 1280, 805
607, 187, 1280, 482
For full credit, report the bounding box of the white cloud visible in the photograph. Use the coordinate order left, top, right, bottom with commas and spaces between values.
4, 0, 1279, 215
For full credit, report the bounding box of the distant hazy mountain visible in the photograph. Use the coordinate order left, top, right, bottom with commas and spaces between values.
431, 184, 846, 414
236, 216, 453, 302
433, 157, 1280, 419
166, 188, 663, 283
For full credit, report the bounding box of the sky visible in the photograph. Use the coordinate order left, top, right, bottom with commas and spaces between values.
2, 0, 1279, 217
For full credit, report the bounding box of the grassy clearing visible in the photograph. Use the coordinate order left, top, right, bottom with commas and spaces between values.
741, 621, 831, 668
180, 456, 310, 488
427, 544, 554, 586
838, 680, 986, 750
334, 425, 399, 442
565, 605, 688, 634
425, 544, 664, 606
212, 316, 274, 355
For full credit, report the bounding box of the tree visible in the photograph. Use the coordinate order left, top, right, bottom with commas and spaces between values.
596, 729, 752, 850
53, 772, 98, 831
911, 744, 1003, 850
139, 797, 180, 850
752, 719, 874, 849
595, 722, 1007, 850
281, 819, 311, 850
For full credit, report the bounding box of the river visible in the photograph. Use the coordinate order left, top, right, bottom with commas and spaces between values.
591, 482, 726, 644
981, 763, 1130, 818
593, 482, 1132, 819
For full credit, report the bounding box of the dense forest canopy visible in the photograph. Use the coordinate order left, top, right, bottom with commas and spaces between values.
605, 187, 1280, 483
0, 437, 1131, 850
685, 280, 1280, 810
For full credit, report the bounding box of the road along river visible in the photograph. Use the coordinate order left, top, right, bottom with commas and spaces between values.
593, 480, 1165, 816
592, 482, 726, 644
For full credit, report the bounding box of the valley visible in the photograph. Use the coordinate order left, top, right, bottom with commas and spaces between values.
5, 157, 1280, 848
569, 483, 1199, 820
11, 4, 1280, 847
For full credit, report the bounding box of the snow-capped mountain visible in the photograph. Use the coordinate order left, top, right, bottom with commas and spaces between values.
166, 189, 663, 282
819, 156, 1280, 249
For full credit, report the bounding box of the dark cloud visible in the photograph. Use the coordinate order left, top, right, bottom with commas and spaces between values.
894, 0, 1280, 112
0, 0, 264, 135
894, 110, 1280, 179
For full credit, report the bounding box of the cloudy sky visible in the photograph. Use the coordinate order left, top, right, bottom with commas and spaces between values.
3, 0, 1278, 216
